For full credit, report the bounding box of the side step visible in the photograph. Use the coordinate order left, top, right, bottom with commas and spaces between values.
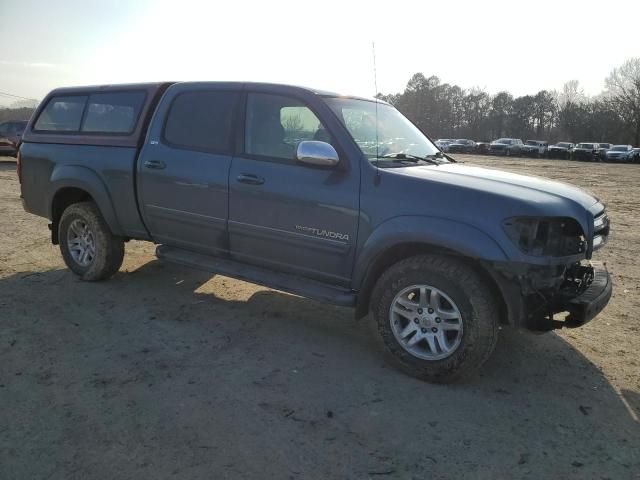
155, 245, 356, 307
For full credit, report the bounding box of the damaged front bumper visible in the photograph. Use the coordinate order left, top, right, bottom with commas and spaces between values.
552, 262, 612, 328
487, 260, 612, 332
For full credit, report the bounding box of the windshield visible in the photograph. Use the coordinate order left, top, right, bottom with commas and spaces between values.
324, 97, 442, 161
556, 143, 571, 148
525, 140, 538, 146
494, 138, 511, 144
611, 146, 628, 151
577, 143, 594, 149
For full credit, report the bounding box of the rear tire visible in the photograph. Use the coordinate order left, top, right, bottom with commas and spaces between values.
370, 255, 499, 383
59, 202, 124, 281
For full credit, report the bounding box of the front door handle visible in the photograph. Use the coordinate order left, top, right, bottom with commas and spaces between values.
237, 173, 265, 185
144, 160, 166, 170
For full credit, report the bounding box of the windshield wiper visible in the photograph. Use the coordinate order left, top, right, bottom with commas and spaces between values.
380, 153, 443, 166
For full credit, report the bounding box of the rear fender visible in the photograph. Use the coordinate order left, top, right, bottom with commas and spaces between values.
49, 165, 123, 235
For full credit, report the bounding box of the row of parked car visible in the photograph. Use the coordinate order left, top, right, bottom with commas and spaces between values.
435, 138, 640, 163
3, 117, 639, 164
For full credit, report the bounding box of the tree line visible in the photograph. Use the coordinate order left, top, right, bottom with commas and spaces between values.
0, 107, 34, 124
2, 59, 639, 146
377, 58, 640, 146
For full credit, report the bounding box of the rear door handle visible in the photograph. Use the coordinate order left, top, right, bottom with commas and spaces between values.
237, 173, 265, 185
144, 160, 166, 170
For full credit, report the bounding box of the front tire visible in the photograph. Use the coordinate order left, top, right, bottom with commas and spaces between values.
370, 255, 500, 383
59, 202, 124, 281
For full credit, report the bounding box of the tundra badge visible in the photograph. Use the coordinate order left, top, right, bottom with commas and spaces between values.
296, 225, 349, 241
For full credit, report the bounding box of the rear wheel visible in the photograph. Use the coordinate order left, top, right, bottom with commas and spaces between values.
370, 255, 500, 383
59, 202, 124, 281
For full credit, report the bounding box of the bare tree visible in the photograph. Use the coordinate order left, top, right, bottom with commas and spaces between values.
558, 80, 586, 108
282, 113, 304, 135
604, 58, 640, 145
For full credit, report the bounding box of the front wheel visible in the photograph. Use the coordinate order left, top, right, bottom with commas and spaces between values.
59, 202, 124, 281
370, 255, 500, 383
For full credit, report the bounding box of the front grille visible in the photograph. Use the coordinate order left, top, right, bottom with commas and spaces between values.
593, 210, 609, 250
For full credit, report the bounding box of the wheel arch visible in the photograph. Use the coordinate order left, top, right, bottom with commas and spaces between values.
354, 242, 511, 326
49, 166, 123, 244
51, 187, 95, 244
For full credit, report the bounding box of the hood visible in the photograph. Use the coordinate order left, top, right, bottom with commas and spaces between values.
389, 162, 599, 210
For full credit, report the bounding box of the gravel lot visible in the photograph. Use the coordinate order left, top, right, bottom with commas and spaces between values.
1, 154, 638, 479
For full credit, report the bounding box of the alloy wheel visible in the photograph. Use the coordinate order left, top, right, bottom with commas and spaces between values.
67, 219, 96, 267
389, 284, 463, 360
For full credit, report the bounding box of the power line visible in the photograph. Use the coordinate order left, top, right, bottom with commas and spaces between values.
0, 91, 38, 102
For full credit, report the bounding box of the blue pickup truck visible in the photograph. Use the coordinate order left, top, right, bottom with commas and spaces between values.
18, 82, 612, 382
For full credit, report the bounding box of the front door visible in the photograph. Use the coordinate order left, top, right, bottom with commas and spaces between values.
228, 92, 359, 287
138, 85, 239, 254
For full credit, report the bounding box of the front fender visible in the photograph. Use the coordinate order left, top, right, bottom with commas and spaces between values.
352, 215, 508, 289
49, 165, 123, 235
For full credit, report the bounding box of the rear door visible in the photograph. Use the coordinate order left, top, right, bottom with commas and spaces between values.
228, 90, 359, 287
137, 83, 240, 254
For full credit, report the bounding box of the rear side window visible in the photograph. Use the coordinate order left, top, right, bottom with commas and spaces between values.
163, 90, 238, 153
34, 96, 87, 131
81, 92, 145, 134
34, 91, 145, 134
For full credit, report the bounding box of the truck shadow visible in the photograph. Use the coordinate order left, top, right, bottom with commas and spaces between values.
1, 260, 638, 478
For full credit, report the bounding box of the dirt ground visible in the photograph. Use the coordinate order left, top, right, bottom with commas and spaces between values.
1, 154, 638, 479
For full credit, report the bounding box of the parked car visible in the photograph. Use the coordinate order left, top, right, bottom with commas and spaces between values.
435, 139, 452, 152
0, 120, 28, 157
596, 143, 613, 161
448, 139, 477, 154
489, 138, 524, 156
547, 142, 574, 159
18, 81, 612, 382
573, 142, 600, 161
475, 142, 490, 154
629, 148, 640, 163
605, 145, 633, 162
522, 140, 548, 158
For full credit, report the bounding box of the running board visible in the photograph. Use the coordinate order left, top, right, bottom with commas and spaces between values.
155, 245, 356, 307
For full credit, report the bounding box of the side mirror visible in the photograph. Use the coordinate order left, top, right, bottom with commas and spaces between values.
296, 141, 339, 167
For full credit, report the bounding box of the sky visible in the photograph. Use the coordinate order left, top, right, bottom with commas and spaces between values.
1, 0, 638, 106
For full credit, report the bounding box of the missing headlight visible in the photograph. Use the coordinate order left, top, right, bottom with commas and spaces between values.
503, 217, 586, 257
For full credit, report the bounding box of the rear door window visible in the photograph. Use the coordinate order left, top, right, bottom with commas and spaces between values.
81, 92, 146, 134
34, 96, 87, 131
163, 90, 238, 153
